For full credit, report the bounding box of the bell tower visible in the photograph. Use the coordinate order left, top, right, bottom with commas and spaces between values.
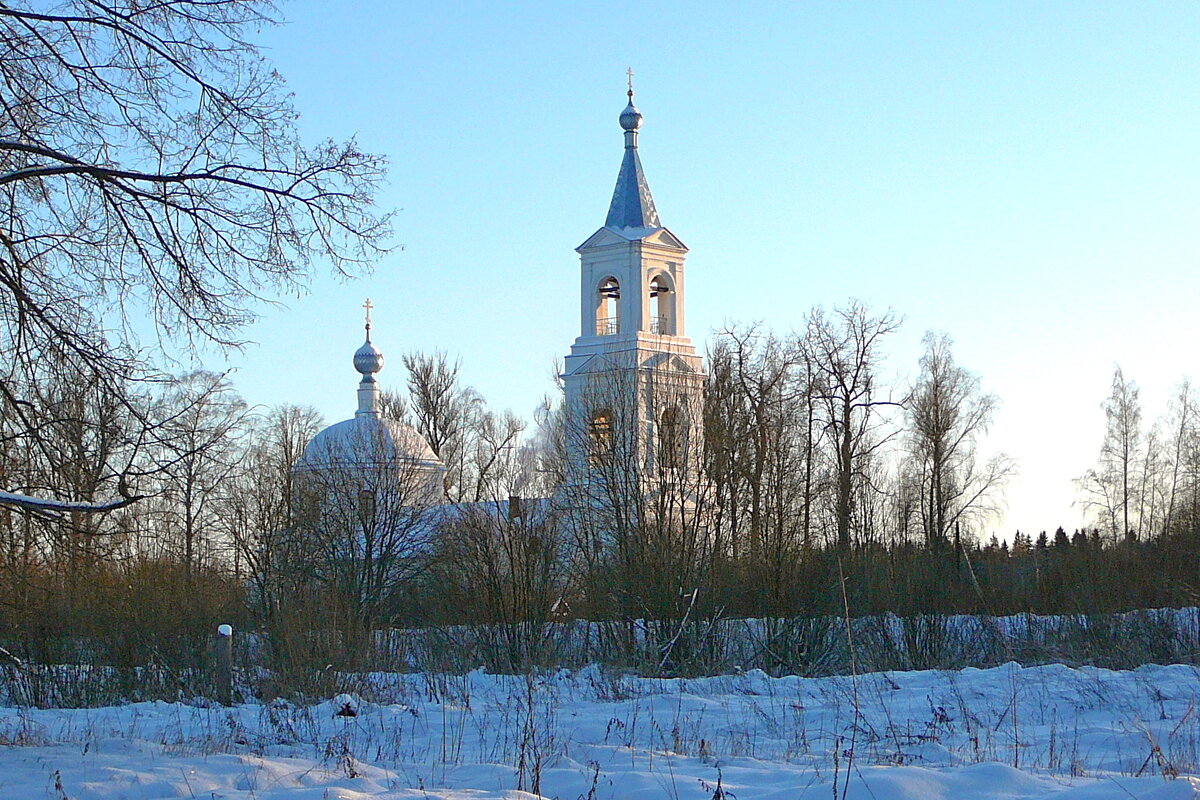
562, 84, 706, 490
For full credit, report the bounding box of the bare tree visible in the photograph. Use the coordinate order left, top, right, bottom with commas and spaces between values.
464, 408, 526, 503
430, 501, 565, 671
1162, 380, 1199, 537
905, 332, 1013, 548
523, 395, 569, 498
706, 326, 801, 554
0, 0, 391, 513
149, 372, 248, 572
402, 351, 478, 500
0, 351, 149, 520
291, 425, 440, 656
1136, 423, 1163, 538
218, 404, 323, 622
0, 354, 144, 625
559, 360, 715, 655
704, 325, 816, 614
377, 389, 412, 426
806, 302, 902, 551
1078, 366, 1143, 539
400, 350, 531, 503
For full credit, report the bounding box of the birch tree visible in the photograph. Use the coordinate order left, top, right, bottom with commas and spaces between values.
1078, 366, 1143, 539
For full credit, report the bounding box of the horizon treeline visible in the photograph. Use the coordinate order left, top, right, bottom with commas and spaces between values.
2, 302, 1199, 676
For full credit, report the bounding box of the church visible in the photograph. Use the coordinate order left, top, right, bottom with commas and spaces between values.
297, 86, 707, 503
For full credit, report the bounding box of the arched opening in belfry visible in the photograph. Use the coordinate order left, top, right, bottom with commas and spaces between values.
596, 277, 620, 335
649, 273, 675, 335
658, 404, 685, 470
588, 408, 614, 465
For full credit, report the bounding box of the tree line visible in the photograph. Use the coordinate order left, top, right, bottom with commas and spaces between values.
4, 304, 1200, 678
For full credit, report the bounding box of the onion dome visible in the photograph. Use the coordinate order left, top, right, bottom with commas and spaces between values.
353, 298, 384, 380
354, 338, 384, 380
619, 96, 643, 131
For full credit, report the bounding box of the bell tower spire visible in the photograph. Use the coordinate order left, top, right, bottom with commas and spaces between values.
605, 70, 660, 231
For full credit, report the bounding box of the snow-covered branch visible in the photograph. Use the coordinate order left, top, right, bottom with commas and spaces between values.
0, 488, 141, 517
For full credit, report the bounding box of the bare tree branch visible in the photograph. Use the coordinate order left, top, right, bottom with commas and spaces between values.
0, 0, 392, 515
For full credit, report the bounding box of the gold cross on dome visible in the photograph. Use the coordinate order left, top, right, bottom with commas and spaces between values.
363, 298, 373, 327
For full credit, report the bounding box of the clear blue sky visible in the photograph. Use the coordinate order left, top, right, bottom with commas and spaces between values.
214, 0, 1200, 537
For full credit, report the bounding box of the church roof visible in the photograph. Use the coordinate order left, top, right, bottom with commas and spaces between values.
604, 94, 660, 231
295, 414, 442, 474
294, 303, 444, 477
577, 224, 687, 250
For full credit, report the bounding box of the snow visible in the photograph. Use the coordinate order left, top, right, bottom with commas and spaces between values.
3, 662, 1200, 798
0, 488, 131, 514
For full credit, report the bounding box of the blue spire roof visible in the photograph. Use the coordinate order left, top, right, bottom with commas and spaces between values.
604, 95, 660, 230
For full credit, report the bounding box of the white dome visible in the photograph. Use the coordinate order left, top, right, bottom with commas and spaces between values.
296, 414, 443, 473
294, 304, 445, 502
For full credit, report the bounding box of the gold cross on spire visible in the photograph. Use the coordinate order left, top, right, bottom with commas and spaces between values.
363, 298, 373, 329
626, 67, 635, 98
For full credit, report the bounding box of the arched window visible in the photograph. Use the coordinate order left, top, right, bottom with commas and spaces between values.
658, 405, 685, 470
596, 278, 620, 335
589, 408, 614, 465
649, 274, 674, 335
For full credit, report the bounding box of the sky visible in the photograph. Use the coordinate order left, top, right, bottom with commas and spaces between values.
209, 0, 1200, 538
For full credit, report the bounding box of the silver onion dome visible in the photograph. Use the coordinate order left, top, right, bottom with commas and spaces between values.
353, 338, 384, 379
619, 98, 643, 131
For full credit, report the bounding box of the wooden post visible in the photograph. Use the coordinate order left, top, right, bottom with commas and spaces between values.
216, 623, 233, 705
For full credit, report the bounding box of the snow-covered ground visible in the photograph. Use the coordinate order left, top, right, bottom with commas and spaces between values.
3, 662, 1200, 799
